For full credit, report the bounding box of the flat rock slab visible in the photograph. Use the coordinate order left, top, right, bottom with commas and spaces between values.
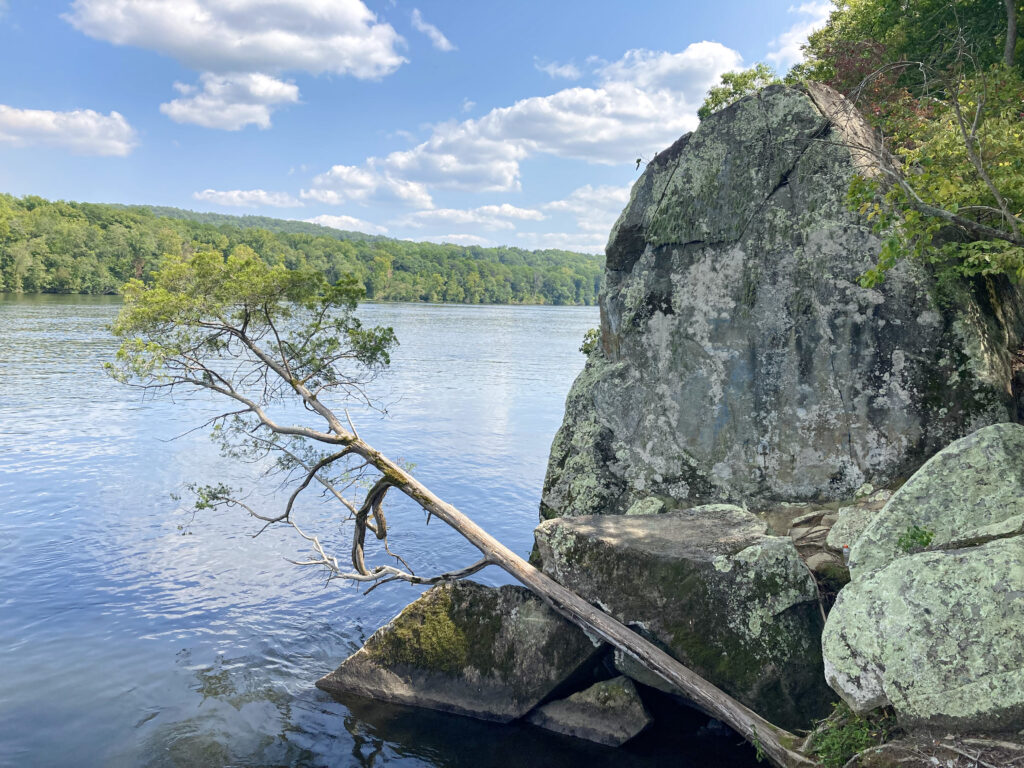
533, 505, 835, 731
526, 676, 652, 746
851, 422, 1024, 578
317, 580, 602, 722
823, 536, 1024, 731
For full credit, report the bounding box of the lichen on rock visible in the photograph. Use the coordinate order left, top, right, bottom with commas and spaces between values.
849, 422, 1024, 578
525, 676, 652, 746
533, 505, 836, 731
541, 83, 1024, 520
316, 581, 603, 722
823, 536, 1024, 732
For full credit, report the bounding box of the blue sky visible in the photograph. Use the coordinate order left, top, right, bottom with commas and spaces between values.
0, 0, 831, 252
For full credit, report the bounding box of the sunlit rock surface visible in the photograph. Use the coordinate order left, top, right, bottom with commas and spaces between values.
849, 422, 1024, 578
533, 505, 836, 730
823, 423, 1024, 731
316, 581, 602, 722
541, 83, 1024, 519
823, 537, 1024, 731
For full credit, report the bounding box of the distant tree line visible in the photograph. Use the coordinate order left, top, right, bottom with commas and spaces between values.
0, 195, 605, 305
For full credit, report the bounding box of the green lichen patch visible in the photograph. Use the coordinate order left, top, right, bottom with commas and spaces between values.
824, 536, 1024, 730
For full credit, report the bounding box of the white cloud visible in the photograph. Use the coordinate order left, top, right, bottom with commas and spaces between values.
410, 8, 454, 52
305, 214, 388, 234
516, 231, 608, 254
534, 58, 582, 80
461, 98, 476, 113
0, 105, 137, 156
311, 42, 742, 194
412, 233, 496, 247
545, 183, 632, 233
399, 203, 545, 231
301, 163, 434, 208
161, 73, 299, 130
193, 188, 302, 207
765, 2, 831, 70
65, 0, 406, 79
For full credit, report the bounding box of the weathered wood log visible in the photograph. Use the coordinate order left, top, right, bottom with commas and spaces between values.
359, 439, 816, 768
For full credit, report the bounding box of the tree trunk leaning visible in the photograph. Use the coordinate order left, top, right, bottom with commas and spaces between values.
360, 440, 816, 768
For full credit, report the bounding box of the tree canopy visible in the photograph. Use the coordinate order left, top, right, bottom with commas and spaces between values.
0, 194, 604, 305
698, 63, 781, 120
790, 0, 1023, 286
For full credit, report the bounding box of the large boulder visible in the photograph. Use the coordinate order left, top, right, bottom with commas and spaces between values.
533, 505, 835, 730
541, 83, 1024, 519
316, 581, 602, 722
823, 536, 1024, 731
849, 422, 1024, 578
823, 423, 1024, 731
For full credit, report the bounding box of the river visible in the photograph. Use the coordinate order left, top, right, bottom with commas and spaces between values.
0, 295, 757, 767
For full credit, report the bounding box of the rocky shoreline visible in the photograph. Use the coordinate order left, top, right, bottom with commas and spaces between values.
317, 83, 1024, 766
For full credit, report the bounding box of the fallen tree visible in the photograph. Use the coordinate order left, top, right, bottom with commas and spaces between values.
108, 249, 816, 768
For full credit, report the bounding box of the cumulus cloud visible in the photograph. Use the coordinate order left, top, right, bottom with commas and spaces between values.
161, 73, 299, 130
301, 163, 434, 208
0, 105, 137, 155
399, 203, 545, 231
410, 8, 454, 52
193, 188, 302, 207
516, 231, 608, 254
765, 2, 832, 70
412, 233, 496, 247
305, 213, 388, 234
65, 0, 406, 79
310, 42, 742, 194
534, 58, 581, 80
545, 183, 632, 234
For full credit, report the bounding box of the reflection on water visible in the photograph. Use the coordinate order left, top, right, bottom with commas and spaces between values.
0, 295, 756, 767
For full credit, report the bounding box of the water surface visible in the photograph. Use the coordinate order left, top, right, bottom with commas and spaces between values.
0, 296, 757, 767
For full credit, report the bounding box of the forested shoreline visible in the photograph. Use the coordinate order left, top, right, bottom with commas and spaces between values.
0, 194, 604, 305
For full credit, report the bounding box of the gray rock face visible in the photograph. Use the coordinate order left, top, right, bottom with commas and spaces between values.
541, 83, 1024, 519
526, 676, 652, 746
533, 506, 835, 730
823, 537, 1024, 731
316, 581, 602, 722
850, 422, 1024, 578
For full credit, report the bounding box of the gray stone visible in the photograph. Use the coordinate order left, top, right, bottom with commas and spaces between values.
533, 506, 835, 730
316, 581, 602, 722
526, 676, 652, 746
541, 83, 1024, 520
826, 503, 883, 554
823, 536, 1024, 732
850, 422, 1024, 578
805, 551, 838, 573
625, 496, 665, 516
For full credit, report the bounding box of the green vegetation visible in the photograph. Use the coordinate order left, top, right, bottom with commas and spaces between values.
896, 524, 935, 553
0, 194, 604, 305
787, 0, 1023, 287
698, 63, 781, 120
579, 327, 601, 354
808, 702, 898, 768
